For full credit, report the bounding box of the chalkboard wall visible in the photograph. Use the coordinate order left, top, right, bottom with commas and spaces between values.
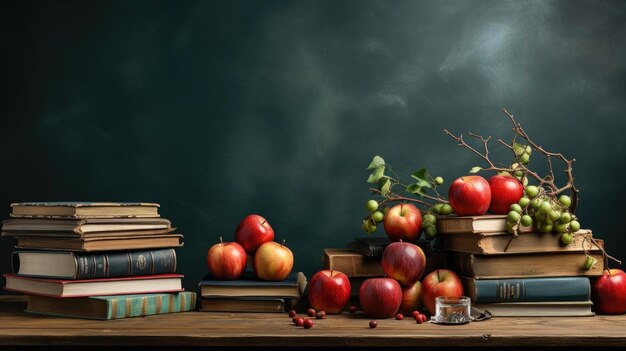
2, 0, 625, 292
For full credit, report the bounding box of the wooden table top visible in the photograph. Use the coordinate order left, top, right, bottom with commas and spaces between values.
1, 297, 625, 348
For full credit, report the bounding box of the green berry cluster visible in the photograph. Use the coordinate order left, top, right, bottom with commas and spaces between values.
507, 186, 580, 245
362, 200, 383, 234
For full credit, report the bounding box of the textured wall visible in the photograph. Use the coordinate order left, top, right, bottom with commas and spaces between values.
2, 0, 625, 291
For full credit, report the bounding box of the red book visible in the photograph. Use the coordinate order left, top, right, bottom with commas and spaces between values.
3, 273, 183, 298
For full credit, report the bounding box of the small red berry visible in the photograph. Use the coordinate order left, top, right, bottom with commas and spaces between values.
288, 310, 297, 318
316, 310, 327, 319
369, 320, 378, 328
395, 314, 403, 320
307, 308, 316, 317
416, 314, 427, 324
348, 306, 357, 314
294, 317, 304, 326
411, 310, 420, 319
303, 319, 314, 329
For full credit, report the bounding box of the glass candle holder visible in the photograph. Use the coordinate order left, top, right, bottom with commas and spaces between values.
430, 296, 472, 324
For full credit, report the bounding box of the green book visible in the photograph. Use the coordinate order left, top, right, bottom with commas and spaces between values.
25, 292, 196, 320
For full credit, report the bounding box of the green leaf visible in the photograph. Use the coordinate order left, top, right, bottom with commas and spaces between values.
469, 166, 482, 173
379, 178, 392, 195
366, 156, 385, 171
411, 168, 432, 189
513, 142, 526, 157
367, 166, 385, 183
406, 183, 426, 195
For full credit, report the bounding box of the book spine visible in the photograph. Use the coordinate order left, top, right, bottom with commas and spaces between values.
469, 277, 591, 303
106, 292, 196, 320
75, 248, 176, 279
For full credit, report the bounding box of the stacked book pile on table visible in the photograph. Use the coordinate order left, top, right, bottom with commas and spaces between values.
2, 202, 194, 320
323, 237, 447, 304
437, 214, 604, 317
197, 272, 307, 313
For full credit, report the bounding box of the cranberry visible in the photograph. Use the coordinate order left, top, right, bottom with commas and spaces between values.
307, 308, 316, 317
294, 317, 304, 326
316, 310, 327, 319
303, 319, 314, 329
411, 310, 420, 319
395, 314, 403, 320
288, 310, 297, 318
369, 320, 378, 328
348, 306, 357, 314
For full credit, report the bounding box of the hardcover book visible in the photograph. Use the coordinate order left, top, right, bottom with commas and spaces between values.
447, 251, 604, 279
26, 292, 196, 320
10, 202, 160, 219
198, 272, 306, 299
322, 248, 447, 278
14, 234, 184, 252
12, 248, 177, 279
322, 249, 383, 277
2, 218, 173, 237
462, 277, 591, 303
347, 237, 432, 257
472, 300, 594, 317
437, 214, 532, 234
4, 273, 184, 297
437, 230, 598, 255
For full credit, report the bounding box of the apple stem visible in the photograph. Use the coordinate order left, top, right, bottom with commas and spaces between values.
437, 270, 441, 282
330, 270, 334, 277
219, 236, 223, 244
400, 203, 404, 216
261, 220, 267, 226
281, 239, 286, 247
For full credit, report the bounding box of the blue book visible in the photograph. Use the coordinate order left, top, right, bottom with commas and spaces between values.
25, 292, 196, 320
463, 277, 591, 303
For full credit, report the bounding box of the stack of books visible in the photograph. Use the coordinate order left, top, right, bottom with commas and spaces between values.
437, 214, 604, 317
198, 272, 307, 313
1, 202, 195, 320
324, 237, 447, 302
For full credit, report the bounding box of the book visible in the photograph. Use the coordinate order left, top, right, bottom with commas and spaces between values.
10, 202, 160, 219
437, 230, 598, 255
198, 272, 306, 298
14, 234, 184, 252
200, 298, 295, 313
322, 249, 383, 277
2, 218, 173, 237
4, 273, 184, 297
447, 251, 604, 279
437, 214, 531, 234
462, 277, 591, 303
347, 237, 432, 257
472, 300, 594, 317
12, 248, 177, 279
322, 248, 447, 278
25, 292, 196, 320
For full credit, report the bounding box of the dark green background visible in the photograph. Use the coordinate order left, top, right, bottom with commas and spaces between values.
2, 0, 625, 292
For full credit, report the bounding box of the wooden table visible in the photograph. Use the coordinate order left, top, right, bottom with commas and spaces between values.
1, 298, 625, 349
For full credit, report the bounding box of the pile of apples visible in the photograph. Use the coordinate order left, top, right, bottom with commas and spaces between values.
207, 214, 294, 281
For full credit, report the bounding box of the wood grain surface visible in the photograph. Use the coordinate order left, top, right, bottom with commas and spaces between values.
0, 296, 625, 347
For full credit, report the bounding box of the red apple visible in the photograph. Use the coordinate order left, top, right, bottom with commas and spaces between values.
253, 240, 294, 281
235, 214, 275, 254
307, 270, 351, 314
359, 278, 402, 318
421, 269, 464, 315
488, 175, 524, 214
399, 281, 422, 315
381, 241, 426, 286
383, 203, 422, 243
591, 269, 626, 315
206, 238, 247, 280
448, 176, 491, 216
